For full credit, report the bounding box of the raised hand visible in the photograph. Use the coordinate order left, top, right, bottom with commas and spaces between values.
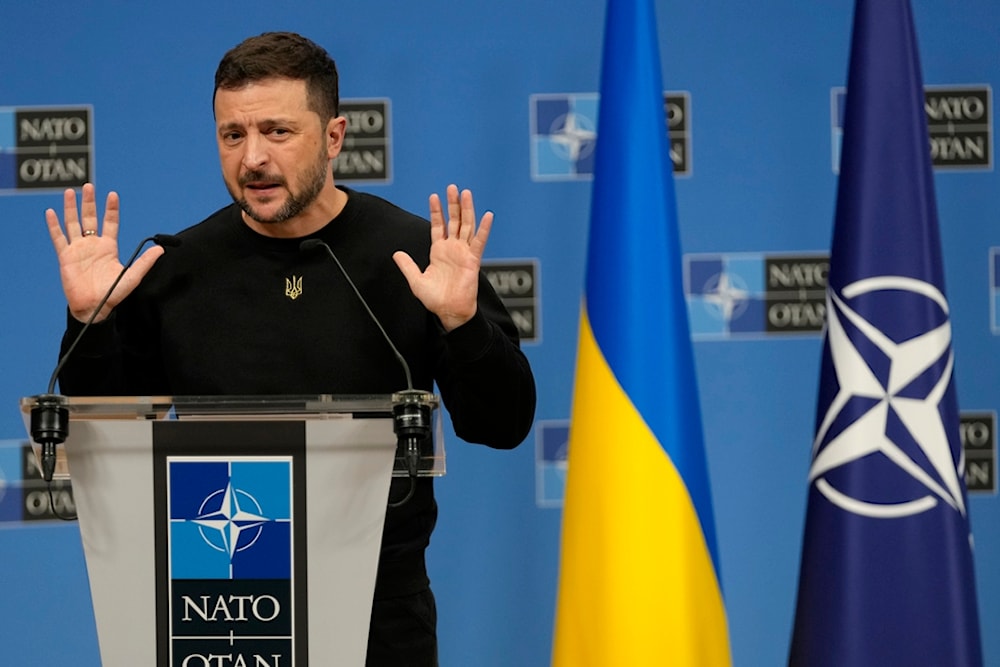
393, 184, 493, 332
45, 183, 164, 323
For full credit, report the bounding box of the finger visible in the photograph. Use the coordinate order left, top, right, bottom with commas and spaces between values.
102, 190, 120, 240
80, 182, 98, 235
125, 246, 166, 286
446, 184, 460, 239
428, 193, 445, 243
45, 208, 69, 252
391, 250, 422, 292
470, 210, 494, 258
460, 189, 476, 242
111, 246, 166, 310
63, 188, 81, 240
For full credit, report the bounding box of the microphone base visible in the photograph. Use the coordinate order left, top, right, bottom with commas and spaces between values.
391, 390, 436, 485
29, 394, 69, 483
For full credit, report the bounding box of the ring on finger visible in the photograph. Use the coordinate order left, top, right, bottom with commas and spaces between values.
82, 229, 97, 237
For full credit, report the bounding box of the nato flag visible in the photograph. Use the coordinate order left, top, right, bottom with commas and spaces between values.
788, 1, 983, 665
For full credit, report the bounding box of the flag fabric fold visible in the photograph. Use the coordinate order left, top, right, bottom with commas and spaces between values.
789, 1, 982, 665
551, 0, 730, 664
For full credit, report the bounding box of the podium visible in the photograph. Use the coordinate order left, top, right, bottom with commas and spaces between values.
19, 394, 442, 667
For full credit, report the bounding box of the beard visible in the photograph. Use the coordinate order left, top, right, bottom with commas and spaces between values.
230, 147, 330, 224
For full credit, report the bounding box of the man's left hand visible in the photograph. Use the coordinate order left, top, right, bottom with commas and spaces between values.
393, 184, 493, 332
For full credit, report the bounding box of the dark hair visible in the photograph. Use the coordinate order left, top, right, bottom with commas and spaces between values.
214, 32, 339, 119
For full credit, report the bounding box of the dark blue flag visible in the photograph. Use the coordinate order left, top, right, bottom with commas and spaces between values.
789, 1, 983, 665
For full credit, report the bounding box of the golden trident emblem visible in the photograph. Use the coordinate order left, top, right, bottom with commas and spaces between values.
285, 275, 303, 300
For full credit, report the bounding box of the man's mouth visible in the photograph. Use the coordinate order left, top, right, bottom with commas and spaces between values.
240, 173, 285, 193
245, 182, 280, 192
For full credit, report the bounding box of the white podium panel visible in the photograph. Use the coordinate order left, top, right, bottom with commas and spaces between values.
20, 394, 441, 667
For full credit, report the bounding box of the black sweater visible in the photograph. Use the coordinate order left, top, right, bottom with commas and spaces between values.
58, 187, 536, 597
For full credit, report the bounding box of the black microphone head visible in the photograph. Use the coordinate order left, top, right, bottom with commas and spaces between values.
299, 238, 324, 253
153, 234, 182, 248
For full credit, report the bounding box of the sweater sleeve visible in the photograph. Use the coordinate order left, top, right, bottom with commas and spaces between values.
56, 311, 127, 396
434, 273, 536, 449
57, 297, 168, 397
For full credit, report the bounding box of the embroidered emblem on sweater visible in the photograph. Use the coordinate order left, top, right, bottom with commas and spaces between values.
285, 275, 303, 300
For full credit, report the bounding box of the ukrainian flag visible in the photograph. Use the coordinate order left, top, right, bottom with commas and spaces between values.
551, 0, 731, 664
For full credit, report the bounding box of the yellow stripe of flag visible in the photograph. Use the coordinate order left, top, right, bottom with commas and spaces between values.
552, 312, 730, 666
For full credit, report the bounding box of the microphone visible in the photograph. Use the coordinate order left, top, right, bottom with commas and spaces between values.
299, 238, 433, 507
31, 233, 181, 484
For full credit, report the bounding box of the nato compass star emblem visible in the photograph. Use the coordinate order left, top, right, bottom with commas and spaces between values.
809, 276, 966, 519
547, 112, 597, 164
530, 94, 600, 180
190, 481, 272, 558
701, 271, 750, 322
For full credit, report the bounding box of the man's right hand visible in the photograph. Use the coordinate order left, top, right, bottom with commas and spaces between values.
45, 183, 164, 323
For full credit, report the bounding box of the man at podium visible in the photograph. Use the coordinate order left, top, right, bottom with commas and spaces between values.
43, 31, 536, 667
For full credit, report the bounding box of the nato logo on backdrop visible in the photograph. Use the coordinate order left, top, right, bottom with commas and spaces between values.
332, 98, 391, 184
0, 441, 17, 522
0, 440, 75, 522
684, 252, 829, 338
831, 85, 993, 173
535, 421, 569, 508
989, 247, 1000, 335
530, 92, 691, 180
962, 412, 997, 494
483, 259, 540, 343
0, 106, 93, 193
530, 94, 597, 180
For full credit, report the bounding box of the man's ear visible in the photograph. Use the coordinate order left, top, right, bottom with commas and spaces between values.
326, 116, 347, 159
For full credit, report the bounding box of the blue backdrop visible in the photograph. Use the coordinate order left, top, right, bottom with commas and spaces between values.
0, 1, 997, 665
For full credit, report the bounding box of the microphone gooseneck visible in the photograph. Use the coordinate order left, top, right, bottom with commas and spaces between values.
32, 233, 181, 488
299, 238, 432, 507
299, 238, 414, 390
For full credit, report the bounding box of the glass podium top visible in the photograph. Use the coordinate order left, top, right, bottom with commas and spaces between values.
20, 393, 445, 479
20, 393, 439, 420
